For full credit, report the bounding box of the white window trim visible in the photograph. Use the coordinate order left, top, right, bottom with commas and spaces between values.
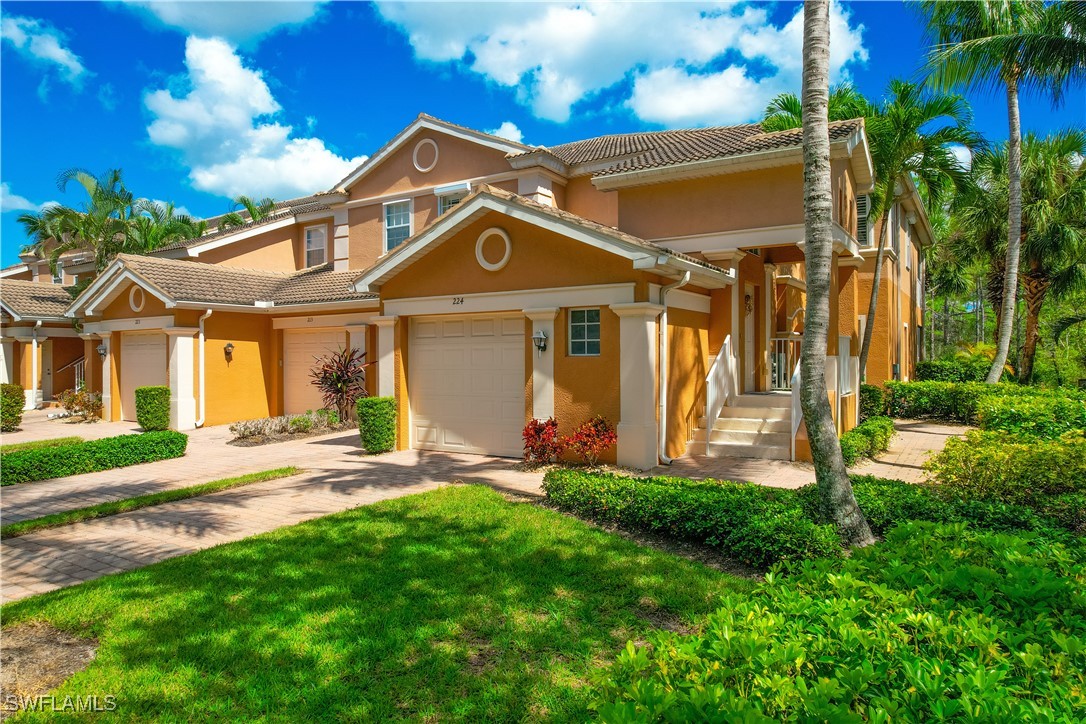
568, 307, 602, 357
383, 198, 413, 253
304, 225, 327, 267
52, 261, 63, 285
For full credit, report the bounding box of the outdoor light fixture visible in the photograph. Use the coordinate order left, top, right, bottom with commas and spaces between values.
96, 343, 107, 359
532, 329, 548, 354
224, 342, 235, 360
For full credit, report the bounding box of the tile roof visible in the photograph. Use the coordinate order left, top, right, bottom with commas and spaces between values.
0, 279, 75, 319
514, 119, 864, 177
154, 194, 334, 253
111, 254, 375, 307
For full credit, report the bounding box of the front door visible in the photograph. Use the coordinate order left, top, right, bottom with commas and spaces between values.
743, 283, 756, 392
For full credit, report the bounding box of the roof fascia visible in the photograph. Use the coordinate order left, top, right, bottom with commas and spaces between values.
82, 269, 176, 317
65, 258, 127, 317
0, 265, 29, 279
178, 215, 296, 258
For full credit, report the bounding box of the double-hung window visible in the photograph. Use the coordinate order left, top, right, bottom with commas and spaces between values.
304, 226, 327, 267
384, 200, 412, 251
569, 308, 601, 356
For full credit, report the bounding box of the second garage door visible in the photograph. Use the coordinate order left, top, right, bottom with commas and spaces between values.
120, 331, 167, 422
410, 314, 524, 457
284, 328, 347, 415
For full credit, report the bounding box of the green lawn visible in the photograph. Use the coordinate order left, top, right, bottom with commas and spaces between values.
0, 436, 83, 455
2, 485, 748, 721
1, 467, 300, 539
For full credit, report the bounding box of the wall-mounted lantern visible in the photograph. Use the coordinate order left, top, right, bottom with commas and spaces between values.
532, 329, 548, 355
224, 342, 235, 361
96, 343, 107, 359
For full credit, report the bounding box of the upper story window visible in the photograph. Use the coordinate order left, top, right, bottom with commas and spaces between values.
52, 261, 63, 285
435, 181, 471, 216
569, 308, 601, 356
438, 192, 467, 216
384, 200, 412, 251
305, 226, 327, 267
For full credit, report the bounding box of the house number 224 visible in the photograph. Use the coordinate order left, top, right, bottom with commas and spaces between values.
452, 297, 464, 305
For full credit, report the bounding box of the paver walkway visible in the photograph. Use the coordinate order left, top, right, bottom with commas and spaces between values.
1, 409, 141, 445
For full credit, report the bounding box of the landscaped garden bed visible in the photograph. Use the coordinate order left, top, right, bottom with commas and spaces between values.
228, 410, 352, 446
0, 432, 189, 486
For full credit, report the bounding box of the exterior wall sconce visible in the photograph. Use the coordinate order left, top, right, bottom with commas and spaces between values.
532, 329, 548, 355
96, 344, 107, 359
224, 342, 235, 361
744, 294, 754, 315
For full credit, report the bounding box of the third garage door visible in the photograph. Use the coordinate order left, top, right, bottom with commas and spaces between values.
409, 314, 524, 457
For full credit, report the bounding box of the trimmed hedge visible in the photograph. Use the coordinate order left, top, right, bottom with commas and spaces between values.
975, 394, 1086, 439
357, 396, 396, 454
1, 383, 24, 432
0, 431, 189, 486
839, 416, 895, 466
858, 383, 884, 422
542, 469, 841, 568
915, 357, 989, 383
885, 380, 1086, 424
135, 386, 171, 431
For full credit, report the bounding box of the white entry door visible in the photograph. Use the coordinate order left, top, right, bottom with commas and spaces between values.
409, 314, 524, 457
120, 331, 167, 422
284, 329, 346, 415
743, 283, 756, 392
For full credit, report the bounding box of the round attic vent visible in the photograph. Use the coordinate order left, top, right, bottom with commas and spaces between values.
412, 138, 438, 173
476, 227, 511, 272
129, 286, 146, 313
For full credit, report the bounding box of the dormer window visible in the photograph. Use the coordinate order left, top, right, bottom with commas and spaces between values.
305, 226, 327, 267
435, 181, 471, 216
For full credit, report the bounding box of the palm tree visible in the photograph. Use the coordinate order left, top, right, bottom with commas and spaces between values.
799, 0, 874, 548
919, 0, 1086, 383
217, 195, 279, 231
129, 200, 207, 253
762, 83, 874, 132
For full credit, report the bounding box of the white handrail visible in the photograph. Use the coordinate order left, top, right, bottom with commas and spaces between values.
704, 334, 735, 455
790, 361, 802, 461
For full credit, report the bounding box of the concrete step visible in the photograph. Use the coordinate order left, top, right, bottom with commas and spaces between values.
732, 393, 792, 409
697, 416, 791, 433
702, 440, 791, 460
695, 428, 791, 447
717, 405, 791, 421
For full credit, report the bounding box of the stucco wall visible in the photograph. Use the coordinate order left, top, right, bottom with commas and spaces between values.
553, 306, 621, 465
201, 312, 274, 426
565, 176, 619, 227
197, 218, 334, 272
665, 307, 709, 459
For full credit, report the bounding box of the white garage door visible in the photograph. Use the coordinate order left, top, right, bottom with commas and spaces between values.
120, 331, 167, 422
284, 329, 346, 414
410, 314, 524, 457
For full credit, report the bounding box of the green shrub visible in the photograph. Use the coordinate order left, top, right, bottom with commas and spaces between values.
0, 431, 189, 485
839, 416, 895, 466
542, 469, 841, 568
595, 522, 1086, 721
976, 394, 1086, 439
58, 387, 103, 421
915, 357, 990, 382
858, 383, 884, 422
925, 430, 1086, 509
886, 380, 1086, 424
357, 396, 396, 453
134, 386, 171, 431
288, 414, 313, 434
1, 383, 24, 432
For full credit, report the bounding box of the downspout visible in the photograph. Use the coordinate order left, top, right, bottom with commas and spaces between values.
657, 271, 691, 465
31, 320, 42, 409
195, 309, 213, 427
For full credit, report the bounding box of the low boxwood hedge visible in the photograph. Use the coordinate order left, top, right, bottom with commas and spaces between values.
858, 383, 884, 422
915, 357, 990, 383
883, 380, 1085, 424
357, 396, 396, 453
0, 431, 189, 486
1, 383, 24, 432
839, 416, 895, 466
975, 394, 1086, 439
542, 469, 842, 568
135, 386, 171, 431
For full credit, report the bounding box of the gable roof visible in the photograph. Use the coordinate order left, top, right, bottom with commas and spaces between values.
333, 113, 533, 192
69, 254, 376, 317
352, 185, 733, 293
0, 279, 75, 321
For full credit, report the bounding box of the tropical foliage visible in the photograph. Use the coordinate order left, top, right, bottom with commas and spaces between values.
217, 195, 280, 231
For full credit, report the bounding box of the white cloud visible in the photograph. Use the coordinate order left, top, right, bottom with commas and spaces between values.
949, 144, 972, 170
1, 183, 56, 213
122, 1, 328, 45
486, 121, 524, 144
376, 1, 867, 126
144, 36, 366, 199
1, 15, 89, 88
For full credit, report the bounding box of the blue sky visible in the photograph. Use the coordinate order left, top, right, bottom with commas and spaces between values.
2, 1, 1083, 267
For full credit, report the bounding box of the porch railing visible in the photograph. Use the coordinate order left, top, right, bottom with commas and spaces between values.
704, 335, 736, 455
55, 356, 86, 391
771, 337, 802, 390
790, 361, 802, 461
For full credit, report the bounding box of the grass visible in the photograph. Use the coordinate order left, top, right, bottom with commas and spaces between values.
1, 485, 748, 721
0, 467, 300, 540
0, 436, 83, 455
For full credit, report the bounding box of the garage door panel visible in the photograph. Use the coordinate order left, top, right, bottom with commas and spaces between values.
410, 314, 524, 457
284, 329, 344, 415
120, 332, 168, 422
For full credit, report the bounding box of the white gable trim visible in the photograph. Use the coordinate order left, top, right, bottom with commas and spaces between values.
83, 269, 176, 317
0, 300, 23, 321
0, 265, 29, 279
336, 117, 529, 192
175, 216, 296, 258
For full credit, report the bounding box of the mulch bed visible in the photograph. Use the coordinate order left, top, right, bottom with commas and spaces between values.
0, 623, 98, 720
228, 424, 355, 447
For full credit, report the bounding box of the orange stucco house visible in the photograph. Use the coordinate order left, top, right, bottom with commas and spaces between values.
1, 113, 930, 468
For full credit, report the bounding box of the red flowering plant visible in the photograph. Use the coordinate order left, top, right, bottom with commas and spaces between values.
309, 348, 370, 422
523, 417, 563, 465
563, 415, 617, 467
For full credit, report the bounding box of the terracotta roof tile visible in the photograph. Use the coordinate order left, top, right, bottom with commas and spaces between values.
154, 194, 333, 253
1, 279, 74, 319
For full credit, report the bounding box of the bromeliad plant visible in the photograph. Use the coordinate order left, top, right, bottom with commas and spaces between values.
309, 348, 369, 422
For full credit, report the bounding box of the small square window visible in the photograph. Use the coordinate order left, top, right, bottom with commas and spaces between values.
438, 192, 466, 215
569, 308, 601, 356
384, 200, 412, 251
304, 226, 327, 267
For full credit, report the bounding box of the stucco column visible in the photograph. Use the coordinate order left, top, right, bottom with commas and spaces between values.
333, 208, 350, 272
79, 334, 97, 391
0, 338, 13, 385
372, 316, 398, 399
165, 328, 198, 430
25, 331, 42, 410
763, 263, 776, 390
523, 307, 558, 420
98, 332, 113, 422
347, 323, 368, 360
609, 302, 664, 471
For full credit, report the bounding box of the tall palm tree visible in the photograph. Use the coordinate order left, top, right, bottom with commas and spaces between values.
919, 0, 1086, 383
762, 82, 874, 132
217, 195, 279, 231
799, 0, 874, 548
129, 200, 207, 252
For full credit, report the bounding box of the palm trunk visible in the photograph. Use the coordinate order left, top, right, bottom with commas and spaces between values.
988, 77, 1022, 383
857, 190, 895, 381
800, 0, 874, 548
942, 295, 950, 346
1019, 264, 1048, 384
987, 268, 1004, 343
